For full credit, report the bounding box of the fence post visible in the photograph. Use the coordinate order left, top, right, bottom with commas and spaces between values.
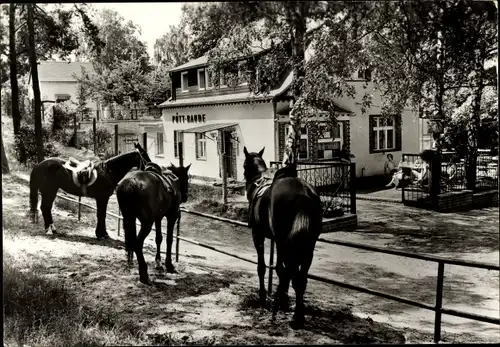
178, 141, 184, 167
92, 118, 97, 155
434, 261, 445, 343
143, 132, 147, 153
114, 124, 119, 155
268, 239, 275, 294
78, 196, 81, 221
117, 208, 121, 236
431, 150, 441, 210
350, 162, 356, 214
176, 211, 181, 262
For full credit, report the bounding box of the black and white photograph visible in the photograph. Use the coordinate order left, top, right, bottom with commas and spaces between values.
1, 1, 498, 345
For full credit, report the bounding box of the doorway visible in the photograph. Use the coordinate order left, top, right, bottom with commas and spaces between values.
222, 129, 236, 179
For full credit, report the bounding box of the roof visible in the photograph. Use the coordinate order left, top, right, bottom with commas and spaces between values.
182, 123, 238, 134
37, 61, 95, 82
159, 72, 293, 108
169, 46, 266, 73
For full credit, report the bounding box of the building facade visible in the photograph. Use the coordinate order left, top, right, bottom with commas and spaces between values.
148, 56, 421, 181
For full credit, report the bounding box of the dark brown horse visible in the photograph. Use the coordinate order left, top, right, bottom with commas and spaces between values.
243, 146, 322, 329
29, 143, 151, 239
116, 162, 191, 285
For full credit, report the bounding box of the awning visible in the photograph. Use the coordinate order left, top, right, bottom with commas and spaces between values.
182, 123, 238, 134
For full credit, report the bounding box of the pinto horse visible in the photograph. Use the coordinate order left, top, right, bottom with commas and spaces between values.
29, 143, 151, 239
243, 146, 322, 328
116, 162, 191, 285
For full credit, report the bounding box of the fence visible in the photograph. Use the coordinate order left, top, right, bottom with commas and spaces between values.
39, 186, 497, 344
402, 150, 499, 208
269, 161, 356, 217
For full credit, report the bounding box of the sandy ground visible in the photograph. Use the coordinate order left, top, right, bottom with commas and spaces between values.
4, 171, 499, 344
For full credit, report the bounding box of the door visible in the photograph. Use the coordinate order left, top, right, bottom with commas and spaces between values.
223, 130, 234, 179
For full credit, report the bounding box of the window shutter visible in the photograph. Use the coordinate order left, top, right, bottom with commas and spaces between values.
174, 130, 178, 158
369, 115, 375, 153
195, 133, 199, 159
395, 115, 402, 151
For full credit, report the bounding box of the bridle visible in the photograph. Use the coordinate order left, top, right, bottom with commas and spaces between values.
136, 148, 150, 170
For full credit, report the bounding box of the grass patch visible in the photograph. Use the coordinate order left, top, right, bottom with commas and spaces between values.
188, 183, 224, 203
3, 254, 150, 347
191, 199, 248, 223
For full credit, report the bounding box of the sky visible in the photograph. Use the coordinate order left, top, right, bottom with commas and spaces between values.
89, 2, 185, 58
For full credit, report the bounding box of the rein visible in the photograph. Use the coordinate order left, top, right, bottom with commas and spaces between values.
136, 148, 150, 170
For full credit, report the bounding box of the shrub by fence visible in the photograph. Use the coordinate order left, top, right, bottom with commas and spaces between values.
270, 160, 356, 217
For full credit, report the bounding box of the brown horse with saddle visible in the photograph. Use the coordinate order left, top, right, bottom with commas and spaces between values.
116, 161, 191, 285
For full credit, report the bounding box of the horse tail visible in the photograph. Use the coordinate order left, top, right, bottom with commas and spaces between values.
29, 165, 39, 217
116, 180, 138, 253
287, 206, 322, 269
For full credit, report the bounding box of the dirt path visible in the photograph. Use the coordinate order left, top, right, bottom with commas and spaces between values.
4, 173, 416, 345
4, 173, 499, 343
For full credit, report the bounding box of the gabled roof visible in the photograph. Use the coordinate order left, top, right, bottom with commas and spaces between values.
37, 61, 95, 82
159, 72, 293, 108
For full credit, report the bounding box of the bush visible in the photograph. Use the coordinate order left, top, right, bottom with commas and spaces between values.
78, 125, 113, 156
14, 125, 60, 164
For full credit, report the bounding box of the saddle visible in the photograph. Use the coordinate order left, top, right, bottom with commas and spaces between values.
63, 157, 98, 192
144, 162, 179, 197
247, 164, 298, 228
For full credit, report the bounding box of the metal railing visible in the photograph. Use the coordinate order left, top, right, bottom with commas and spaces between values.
269, 161, 356, 216
18, 171, 497, 344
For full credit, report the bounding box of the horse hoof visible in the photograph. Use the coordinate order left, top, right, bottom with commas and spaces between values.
290, 316, 305, 330
166, 264, 177, 274
139, 276, 151, 286
97, 234, 110, 241
279, 295, 290, 311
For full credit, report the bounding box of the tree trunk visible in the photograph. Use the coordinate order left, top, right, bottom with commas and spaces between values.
27, 4, 44, 163
282, 3, 307, 166
9, 4, 25, 162
1, 135, 10, 174
465, 59, 485, 191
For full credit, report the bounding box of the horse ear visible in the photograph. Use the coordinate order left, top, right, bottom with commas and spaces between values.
243, 146, 249, 157
170, 162, 175, 167
258, 147, 265, 158
185, 163, 191, 171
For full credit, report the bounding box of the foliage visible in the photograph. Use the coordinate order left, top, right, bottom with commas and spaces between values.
13, 124, 60, 163
78, 125, 113, 156
50, 101, 77, 145
77, 8, 149, 74
443, 86, 499, 157
73, 66, 92, 121
153, 23, 191, 67
143, 64, 172, 105
0, 5, 9, 86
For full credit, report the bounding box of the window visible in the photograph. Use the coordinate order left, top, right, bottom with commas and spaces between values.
238, 60, 249, 85
357, 68, 372, 81
370, 115, 400, 153
174, 130, 183, 158
181, 71, 189, 92
206, 69, 213, 89
198, 68, 206, 90
317, 123, 343, 159
298, 126, 308, 160
196, 133, 207, 160
156, 132, 164, 156
55, 94, 71, 103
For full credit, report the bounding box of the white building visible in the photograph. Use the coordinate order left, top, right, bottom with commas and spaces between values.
146, 56, 421, 182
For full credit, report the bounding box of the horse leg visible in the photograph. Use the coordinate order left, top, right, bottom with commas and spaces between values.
290, 251, 314, 330
155, 217, 163, 270
40, 189, 57, 234
122, 215, 136, 267
165, 211, 178, 273
272, 250, 291, 319
135, 222, 153, 285
252, 228, 267, 306
95, 196, 110, 239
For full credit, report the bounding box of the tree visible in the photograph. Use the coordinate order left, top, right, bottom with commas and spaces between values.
1, 135, 9, 174
13, 3, 102, 163
73, 66, 92, 121
194, 1, 379, 165
367, 0, 497, 189
77, 8, 150, 74
143, 64, 172, 105
153, 23, 190, 67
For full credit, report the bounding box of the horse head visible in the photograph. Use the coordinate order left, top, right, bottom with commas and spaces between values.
167, 163, 192, 203
243, 146, 267, 183
134, 142, 152, 170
